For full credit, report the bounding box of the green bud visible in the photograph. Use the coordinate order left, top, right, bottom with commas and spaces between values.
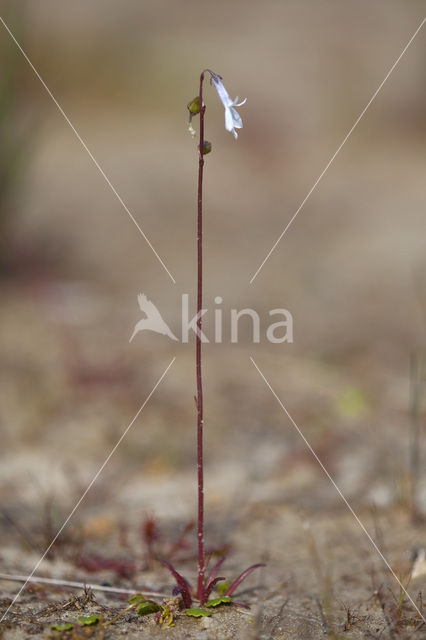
203, 140, 212, 155
187, 96, 200, 115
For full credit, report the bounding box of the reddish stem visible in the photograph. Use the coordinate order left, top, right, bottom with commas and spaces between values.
196, 71, 206, 601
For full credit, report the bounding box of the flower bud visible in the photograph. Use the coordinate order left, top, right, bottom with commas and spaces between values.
203, 140, 212, 155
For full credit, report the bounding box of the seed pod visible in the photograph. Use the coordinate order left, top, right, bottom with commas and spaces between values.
187, 96, 200, 115
203, 140, 212, 155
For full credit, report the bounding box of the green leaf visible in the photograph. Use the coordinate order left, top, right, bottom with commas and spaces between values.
129, 593, 146, 604
205, 596, 232, 607
77, 614, 100, 626
136, 602, 161, 616
217, 580, 230, 596
51, 623, 74, 631
185, 608, 212, 618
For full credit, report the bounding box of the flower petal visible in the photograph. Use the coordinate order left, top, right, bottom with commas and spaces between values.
224, 106, 235, 133
210, 72, 246, 138
229, 107, 243, 129
212, 77, 232, 108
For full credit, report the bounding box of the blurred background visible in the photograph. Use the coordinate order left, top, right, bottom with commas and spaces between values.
1, 0, 426, 607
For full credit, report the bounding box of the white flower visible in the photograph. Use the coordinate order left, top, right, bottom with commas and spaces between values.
211, 76, 246, 139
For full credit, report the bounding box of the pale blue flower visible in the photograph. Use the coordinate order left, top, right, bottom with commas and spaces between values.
211, 76, 246, 139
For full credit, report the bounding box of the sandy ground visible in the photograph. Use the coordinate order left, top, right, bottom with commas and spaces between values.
1, 288, 426, 637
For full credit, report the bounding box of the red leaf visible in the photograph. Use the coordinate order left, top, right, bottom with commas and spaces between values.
225, 564, 265, 597
157, 558, 192, 608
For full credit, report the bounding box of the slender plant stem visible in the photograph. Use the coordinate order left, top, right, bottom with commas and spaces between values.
196, 71, 206, 601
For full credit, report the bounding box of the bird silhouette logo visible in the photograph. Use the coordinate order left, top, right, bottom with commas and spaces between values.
129, 293, 178, 342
